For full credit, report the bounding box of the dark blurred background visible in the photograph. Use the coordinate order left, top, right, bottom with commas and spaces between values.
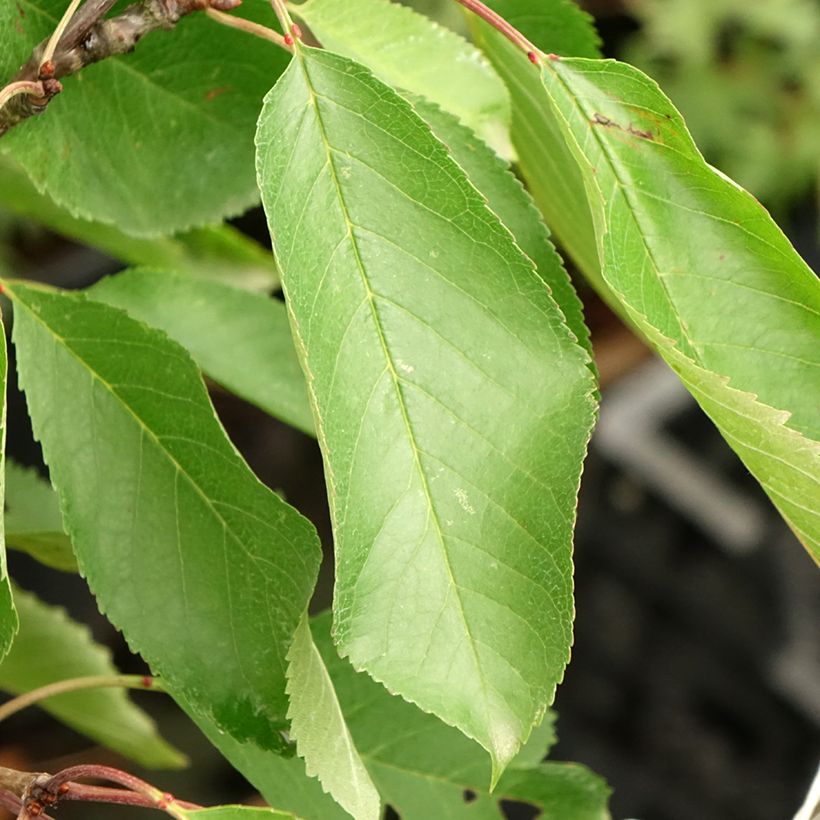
1, 1, 818, 818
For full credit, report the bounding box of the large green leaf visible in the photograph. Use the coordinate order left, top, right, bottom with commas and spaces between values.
292, 0, 510, 153
256, 45, 597, 775
0, 316, 15, 661
88, 269, 313, 434
0, 586, 184, 768
0, 0, 289, 236
0, 157, 278, 290
471, 2, 604, 287
5, 460, 77, 572
184, 614, 608, 820
8, 281, 322, 749
286, 615, 379, 820
477, 26, 820, 558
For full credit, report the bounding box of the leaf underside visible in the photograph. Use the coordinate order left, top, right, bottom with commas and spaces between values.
256, 45, 597, 775
9, 282, 321, 750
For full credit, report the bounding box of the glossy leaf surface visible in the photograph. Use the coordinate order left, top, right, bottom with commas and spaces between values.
9, 282, 321, 749
257, 45, 597, 774
0, 586, 184, 768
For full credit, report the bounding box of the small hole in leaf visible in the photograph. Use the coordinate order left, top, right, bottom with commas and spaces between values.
463, 789, 477, 803
499, 799, 541, 820
384, 805, 400, 820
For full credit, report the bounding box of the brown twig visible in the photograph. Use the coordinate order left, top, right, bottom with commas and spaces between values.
0, 0, 243, 137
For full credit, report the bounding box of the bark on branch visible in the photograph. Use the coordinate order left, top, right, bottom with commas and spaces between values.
0, 0, 241, 137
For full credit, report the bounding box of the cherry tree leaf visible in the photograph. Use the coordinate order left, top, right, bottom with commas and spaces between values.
0, 586, 185, 768
182, 809, 295, 819
0, 0, 289, 236
8, 281, 322, 749
477, 23, 820, 559
88, 269, 313, 434
256, 45, 597, 777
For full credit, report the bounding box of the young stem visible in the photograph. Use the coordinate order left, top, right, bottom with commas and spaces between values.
205, 8, 290, 51
40, 0, 86, 69
0, 674, 163, 724
449, 0, 540, 60
269, 0, 297, 44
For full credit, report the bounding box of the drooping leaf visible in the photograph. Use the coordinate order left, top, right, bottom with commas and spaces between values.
256, 45, 597, 776
182, 808, 294, 819
88, 269, 313, 434
0, 157, 278, 290
184, 614, 608, 820
5, 460, 77, 572
0, 586, 184, 768
408, 94, 594, 367
0, 315, 15, 660
8, 281, 322, 749
477, 28, 820, 559
286, 614, 379, 820
0, 0, 289, 236
292, 0, 511, 153
471, 3, 605, 286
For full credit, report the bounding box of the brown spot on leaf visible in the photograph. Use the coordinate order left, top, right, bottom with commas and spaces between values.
204, 86, 229, 102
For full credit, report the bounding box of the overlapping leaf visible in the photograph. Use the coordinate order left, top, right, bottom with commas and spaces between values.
5, 460, 77, 572
0, 0, 289, 236
0, 158, 278, 289
8, 282, 321, 749
88, 269, 313, 434
256, 45, 597, 775
293, 0, 510, 152
476, 20, 820, 558
185, 614, 609, 820
183, 808, 294, 819
0, 586, 184, 768
0, 318, 15, 661
286, 614, 379, 820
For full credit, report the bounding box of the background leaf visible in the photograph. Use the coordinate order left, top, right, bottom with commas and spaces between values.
293, 0, 511, 153
286, 614, 380, 820
0, 586, 184, 768
88, 269, 313, 434
0, 0, 289, 236
0, 317, 15, 661
257, 45, 597, 775
5, 459, 77, 572
182, 808, 294, 819
9, 282, 322, 749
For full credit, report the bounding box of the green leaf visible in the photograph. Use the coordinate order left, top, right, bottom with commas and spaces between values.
185, 614, 609, 820
0, 0, 289, 236
408, 94, 594, 368
87, 269, 313, 434
8, 282, 322, 749
286, 614, 380, 820
0, 316, 15, 661
5, 460, 77, 572
256, 45, 597, 776
182, 809, 295, 819
499, 49, 820, 558
471, 5, 605, 287
0, 586, 184, 768
293, 0, 511, 153
0, 157, 278, 290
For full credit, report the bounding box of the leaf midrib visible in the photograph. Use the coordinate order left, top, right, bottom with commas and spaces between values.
293, 49, 493, 734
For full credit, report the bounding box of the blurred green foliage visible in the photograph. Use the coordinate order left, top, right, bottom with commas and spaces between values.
622, 0, 820, 216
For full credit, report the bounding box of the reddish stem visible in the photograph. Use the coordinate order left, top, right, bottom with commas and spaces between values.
450, 0, 539, 60
61, 782, 201, 811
